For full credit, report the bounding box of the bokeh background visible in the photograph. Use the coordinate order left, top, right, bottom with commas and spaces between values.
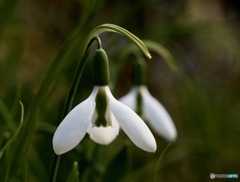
0, 0, 240, 181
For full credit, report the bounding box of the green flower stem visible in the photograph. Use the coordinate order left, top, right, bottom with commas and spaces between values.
61, 36, 100, 117
153, 143, 171, 182
50, 156, 61, 182
92, 36, 102, 49
0, 102, 24, 158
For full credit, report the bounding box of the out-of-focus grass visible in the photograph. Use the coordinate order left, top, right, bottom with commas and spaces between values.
1, 0, 240, 181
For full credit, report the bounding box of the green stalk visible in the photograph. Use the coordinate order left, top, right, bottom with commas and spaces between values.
153, 143, 171, 182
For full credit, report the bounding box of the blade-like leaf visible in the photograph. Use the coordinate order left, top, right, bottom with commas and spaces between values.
153, 143, 172, 182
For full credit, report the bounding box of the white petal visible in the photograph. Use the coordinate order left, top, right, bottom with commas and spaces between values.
106, 87, 156, 152
118, 87, 137, 110
141, 86, 177, 142
87, 113, 120, 145
52, 87, 98, 155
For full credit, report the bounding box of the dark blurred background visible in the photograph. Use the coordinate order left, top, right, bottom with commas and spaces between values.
0, 0, 240, 181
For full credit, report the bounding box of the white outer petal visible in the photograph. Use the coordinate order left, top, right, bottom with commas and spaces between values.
87, 113, 120, 145
140, 86, 177, 142
118, 87, 137, 110
105, 87, 157, 153
52, 87, 98, 155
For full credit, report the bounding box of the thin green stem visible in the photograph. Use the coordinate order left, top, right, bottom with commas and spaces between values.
3, 148, 12, 182
92, 36, 102, 49
51, 156, 61, 182
62, 36, 100, 117
153, 143, 171, 182
0, 102, 24, 155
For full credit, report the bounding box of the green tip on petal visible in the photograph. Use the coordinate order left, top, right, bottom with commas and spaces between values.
95, 87, 111, 127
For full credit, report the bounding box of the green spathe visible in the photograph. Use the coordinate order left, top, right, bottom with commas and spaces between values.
93, 49, 110, 85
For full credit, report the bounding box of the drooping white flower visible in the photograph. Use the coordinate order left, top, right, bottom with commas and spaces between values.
53, 47, 157, 155
53, 86, 157, 155
119, 85, 177, 142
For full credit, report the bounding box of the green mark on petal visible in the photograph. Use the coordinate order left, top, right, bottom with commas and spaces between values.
95, 88, 111, 127
136, 90, 143, 117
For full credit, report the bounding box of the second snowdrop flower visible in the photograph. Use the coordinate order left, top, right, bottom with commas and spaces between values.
119, 60, 177, 142
53, 48, 156, 155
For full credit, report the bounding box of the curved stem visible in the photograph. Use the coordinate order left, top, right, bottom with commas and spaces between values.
153, 143, 171, 182
85, 24, 151, 59
62, 36, 101, 116
0, 102, 24, 156
91, 36, 102, 49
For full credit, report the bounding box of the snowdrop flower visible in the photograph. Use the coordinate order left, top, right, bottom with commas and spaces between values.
53, 48, 156, 155
119, 60, 177, 142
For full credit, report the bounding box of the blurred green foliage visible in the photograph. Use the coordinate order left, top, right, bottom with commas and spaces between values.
1, 0, 240, 181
